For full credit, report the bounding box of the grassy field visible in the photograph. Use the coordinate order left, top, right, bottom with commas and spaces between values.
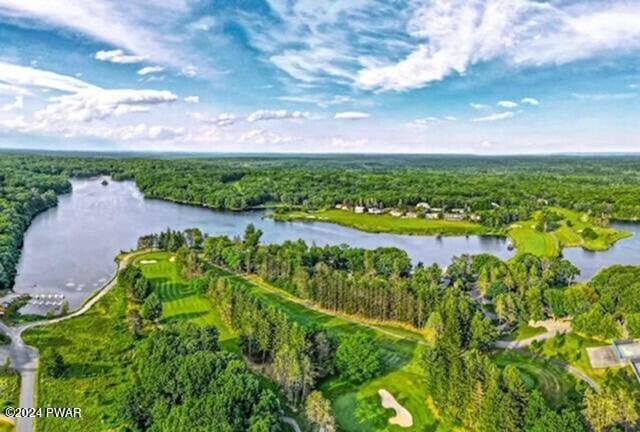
492, 349, 579, 409
508, 208, 631, 257
273, 209, 490, 236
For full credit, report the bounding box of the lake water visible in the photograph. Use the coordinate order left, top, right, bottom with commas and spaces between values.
11, 177, 640, 312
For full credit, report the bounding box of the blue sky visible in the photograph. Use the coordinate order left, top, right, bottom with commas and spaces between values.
0, 0, 638, 154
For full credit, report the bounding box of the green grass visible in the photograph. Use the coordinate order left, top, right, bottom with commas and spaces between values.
502, 324, 547, 341
0, 369, 20, 410
273, 209, 490, 236
134, 252, 238, 352
508, 207, 631, 257
492, 349, 579, 409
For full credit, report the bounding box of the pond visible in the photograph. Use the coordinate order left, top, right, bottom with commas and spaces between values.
11, 177, 640, 312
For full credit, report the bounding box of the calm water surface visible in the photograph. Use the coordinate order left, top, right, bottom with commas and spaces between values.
12, 177, 640, 312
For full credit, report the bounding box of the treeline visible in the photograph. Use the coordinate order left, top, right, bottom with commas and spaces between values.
4, 152, 640, 292
571, 265, 640, 339
471, 253, 580, 323
203, 225, 449, 329
120, 323, 283, 431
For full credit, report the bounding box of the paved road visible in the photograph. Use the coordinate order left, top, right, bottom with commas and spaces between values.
0, 253, 137, 432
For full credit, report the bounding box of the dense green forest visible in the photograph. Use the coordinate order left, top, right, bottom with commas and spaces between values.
139, 227, 640, 432
4, 152, 640, 292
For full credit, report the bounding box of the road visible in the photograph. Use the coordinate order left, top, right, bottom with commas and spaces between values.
0, 253, 138, 432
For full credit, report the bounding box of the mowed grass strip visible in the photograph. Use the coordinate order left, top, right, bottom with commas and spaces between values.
273, 209, 490, 236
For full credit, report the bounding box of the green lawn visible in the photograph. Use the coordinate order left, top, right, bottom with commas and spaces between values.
273, 209, 490, 236
508, 208, 630, 257
492, 349, 579, 409
502, 323, 547, 341
134, 252, 239, 353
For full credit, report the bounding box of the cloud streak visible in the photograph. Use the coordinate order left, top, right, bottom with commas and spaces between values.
472, 111, 515, 122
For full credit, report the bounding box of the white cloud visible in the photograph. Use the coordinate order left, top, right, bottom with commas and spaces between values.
443, 116, 457, 121
239, 128, 297, 145
572, 92, 637, 101
0, 1, 193, 68
331, 137, 368, 149
137, 66, 164, 75
1, 95, 24, 112
0, 61, 96, 93
34, 89, 177, 123
252, 0, 640, 91
521, 97, 539, 106
247, 109, 310, 122
497, 100, 518, 108
181, 65, 198, 77
472, 111, 515, 122
470, 102, 489, 110
189, 112, 236, 127
630, 84, 638, 89
95, 49, 146, 64
278, 94, 353, 107
184, 96, 200, 103
334, 111, 370, 120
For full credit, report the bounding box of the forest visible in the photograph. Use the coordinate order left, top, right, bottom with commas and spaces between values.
4, 152, 640, 293
137, 227, 639, 432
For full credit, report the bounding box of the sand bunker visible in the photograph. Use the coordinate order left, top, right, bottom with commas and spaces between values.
378, 389, 413, 428
140, 259, 158, 264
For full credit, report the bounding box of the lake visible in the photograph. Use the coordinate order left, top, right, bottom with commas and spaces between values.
11, 177, 640, 312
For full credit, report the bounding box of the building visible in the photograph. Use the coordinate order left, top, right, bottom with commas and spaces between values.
390, 209, 404, 217
354, 206, 365, 214
444, 213, 464, 221
368, 207, 383, 214
470, 214, 481, 222
416, 202, 430, 210
405, 211, 418, 218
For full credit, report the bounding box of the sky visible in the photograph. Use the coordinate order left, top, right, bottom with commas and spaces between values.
0, 0, 638, 154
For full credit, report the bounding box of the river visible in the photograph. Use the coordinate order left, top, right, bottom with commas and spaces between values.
11, 177, 640, 313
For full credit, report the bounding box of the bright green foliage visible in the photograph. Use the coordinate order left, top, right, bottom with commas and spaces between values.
142, 292, 162, 322
120, 323, 281, 431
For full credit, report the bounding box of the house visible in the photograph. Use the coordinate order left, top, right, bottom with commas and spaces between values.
354, 206, 366, 214
405, 211, 418, 218
451, 208, 465, 214
416, 202, 430, 210
425, 213, 440, 220
390, 209, 404, 217
0, 305, 6, 316
444, 213, 464, 221
491, 202, 501, 208
430, 207, 443, 213
470, 214, 481, 222
368, 207, 383, 215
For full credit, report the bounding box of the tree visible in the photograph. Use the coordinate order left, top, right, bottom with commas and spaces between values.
143, 292, 163, 322
132, 275, 152, 302
336, 332, 382, 383
127, 309, 144, 338
305, 391, 335, 432
47, 349, 66, 378
470, 311, 497, 351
